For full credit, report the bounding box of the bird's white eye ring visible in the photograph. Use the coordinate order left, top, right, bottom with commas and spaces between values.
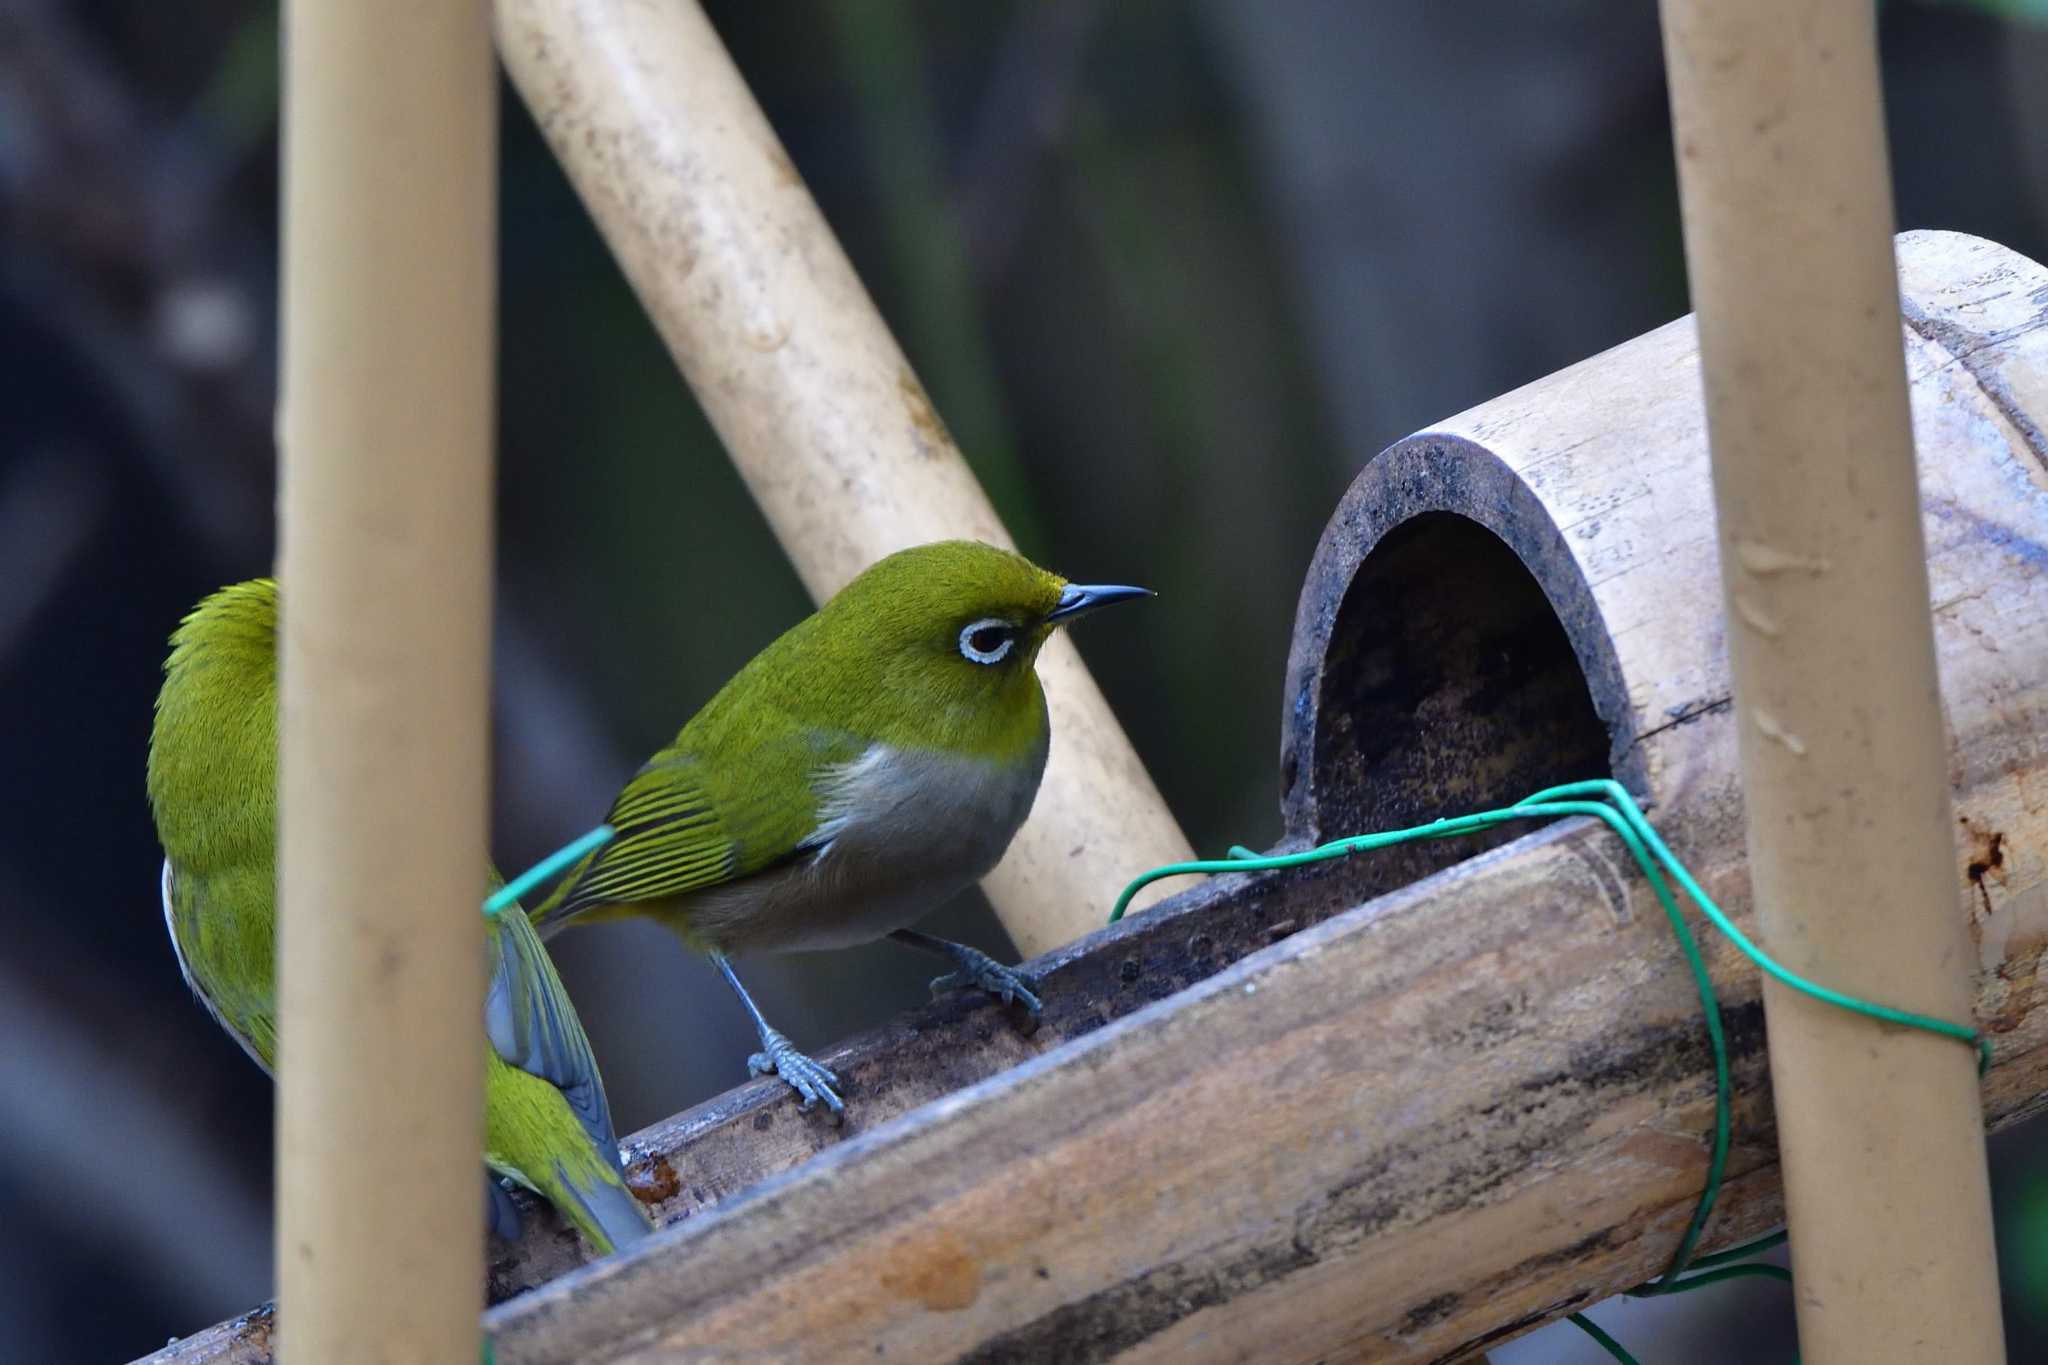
958, 618, 1015, 665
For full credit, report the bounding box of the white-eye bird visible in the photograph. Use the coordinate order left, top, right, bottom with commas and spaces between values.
529, 540, 1151, 1114
147, 578, 653, 1253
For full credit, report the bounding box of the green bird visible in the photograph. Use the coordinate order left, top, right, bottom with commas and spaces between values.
146, 578, 652, 1255
529, 540, 1150, 1115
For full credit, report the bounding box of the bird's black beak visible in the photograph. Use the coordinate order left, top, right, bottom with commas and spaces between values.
1045, 582, 1154, 625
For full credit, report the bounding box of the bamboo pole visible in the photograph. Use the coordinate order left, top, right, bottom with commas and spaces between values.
1657, 4, 2004, 1361
495, 0, 1192, 957
276, 2, 496, 1360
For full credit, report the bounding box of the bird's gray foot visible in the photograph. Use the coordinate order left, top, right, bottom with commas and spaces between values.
712, 951, 846, 1119
747, 1027, 845, 1118
930, 945, 1043, 1017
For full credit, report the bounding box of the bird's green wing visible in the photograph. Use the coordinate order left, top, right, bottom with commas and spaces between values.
562, 754, 738, 910
552, 726, 864, 918
162, 858, 279, 1075
484, 896, 617, 1158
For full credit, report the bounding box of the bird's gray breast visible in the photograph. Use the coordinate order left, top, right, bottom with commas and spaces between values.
690, 740, 1047, 953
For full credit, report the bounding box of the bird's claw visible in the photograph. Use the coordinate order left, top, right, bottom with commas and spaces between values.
931, 948, 1043, 1017
747, 1028, 845, 1118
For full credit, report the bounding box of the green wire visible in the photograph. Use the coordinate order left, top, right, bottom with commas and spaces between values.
1683, 1228, 1787, 1270
1112, 780, 1985, 1070
1535, 783, 1988, 1072
484, 823, 615, 916
1109, 777, 1984, 1360
1576, 1258, 1794, 1364
1641, 1261, 1793, 1290
1568, 1312, 1640, 1365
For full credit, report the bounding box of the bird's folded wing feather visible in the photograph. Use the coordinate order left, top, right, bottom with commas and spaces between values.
484, 893, 619, 1159
561, 730, 863, 913
569, 755, 738, 908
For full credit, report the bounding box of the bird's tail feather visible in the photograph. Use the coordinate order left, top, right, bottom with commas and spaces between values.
551, 1161, 654, 1256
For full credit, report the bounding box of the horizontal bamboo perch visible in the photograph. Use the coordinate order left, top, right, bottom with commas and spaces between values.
148, 822, 2048, 1365
146, 229, 2048, 1362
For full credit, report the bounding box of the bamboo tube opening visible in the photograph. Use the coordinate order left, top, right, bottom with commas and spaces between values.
1307, 512, 1613, 882
1281, 435, 1644, 918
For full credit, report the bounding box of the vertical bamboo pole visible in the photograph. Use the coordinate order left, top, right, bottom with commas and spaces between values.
276, 1, 496, 1359
495, 0, 1191, 957
1658, 3, 2004, 1361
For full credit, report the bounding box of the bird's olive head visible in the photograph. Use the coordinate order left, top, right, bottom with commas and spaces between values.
805, 540, 1151, 747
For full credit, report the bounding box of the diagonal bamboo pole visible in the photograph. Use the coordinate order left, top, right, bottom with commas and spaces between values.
494, 0, 1192, 957
276, 1, 497, 1359
1657, 2, 2005, 1361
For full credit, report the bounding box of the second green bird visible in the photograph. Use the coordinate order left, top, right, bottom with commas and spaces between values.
147, 578, 653, 1254
531, 539, 1151, 1115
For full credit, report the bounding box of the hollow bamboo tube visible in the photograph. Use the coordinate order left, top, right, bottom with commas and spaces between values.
276, 1, 496, 1359
495, 0, 1191, 957
1657, 4, 2004, 1361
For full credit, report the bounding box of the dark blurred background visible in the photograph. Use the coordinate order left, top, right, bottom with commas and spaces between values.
4, 1, 2046, 1361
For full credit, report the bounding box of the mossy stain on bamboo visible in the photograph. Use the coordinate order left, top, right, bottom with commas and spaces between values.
963, 1232, 1319, 1364
1400, 1291, 1463, 1333
877, 1230, 981, 1311
1428, 1295, 1587, 1363
627, 1153, 680, 1205
1965, 821, 2008, 919
898, 368, 955, 458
